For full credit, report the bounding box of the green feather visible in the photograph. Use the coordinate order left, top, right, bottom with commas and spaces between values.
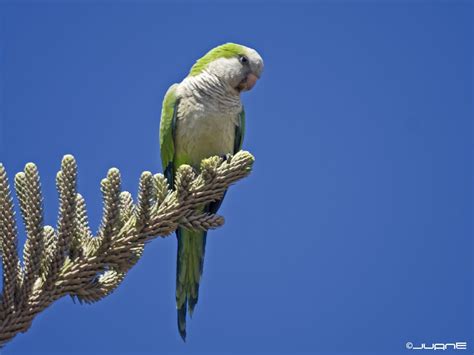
161, 55, 248, 341
189, 43, 246, 77
176, 227, 207, 341
235, 109, 245, 152
159, 84, 178, 184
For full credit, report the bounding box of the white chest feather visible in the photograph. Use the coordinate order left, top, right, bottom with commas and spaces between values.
174, 75, 242, 166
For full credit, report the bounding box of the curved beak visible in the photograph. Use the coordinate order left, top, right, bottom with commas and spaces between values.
245, 73, 259, 91
238, 73, 259, 92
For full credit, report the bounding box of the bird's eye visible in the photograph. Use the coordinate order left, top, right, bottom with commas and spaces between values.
239, 55, 248, 64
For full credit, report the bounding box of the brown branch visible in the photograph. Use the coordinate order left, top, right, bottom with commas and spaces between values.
0, 151, 254, 346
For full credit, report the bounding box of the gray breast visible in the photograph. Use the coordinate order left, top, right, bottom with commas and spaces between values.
174, 74, 242, 166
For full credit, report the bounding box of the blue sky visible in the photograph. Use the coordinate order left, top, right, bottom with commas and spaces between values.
0, 2, 472, 354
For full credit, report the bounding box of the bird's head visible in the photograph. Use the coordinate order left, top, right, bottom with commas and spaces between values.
188, 43, 264, 93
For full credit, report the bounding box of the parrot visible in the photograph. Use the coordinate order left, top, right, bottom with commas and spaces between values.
159, 43, 264, 341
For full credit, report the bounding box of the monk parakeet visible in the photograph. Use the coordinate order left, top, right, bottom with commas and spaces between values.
159, 43, 264, 340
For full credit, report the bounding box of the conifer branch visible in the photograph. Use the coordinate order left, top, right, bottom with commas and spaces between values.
0, 151, 254, 346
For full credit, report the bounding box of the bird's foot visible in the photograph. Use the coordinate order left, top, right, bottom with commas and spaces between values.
220, 153, 232, 162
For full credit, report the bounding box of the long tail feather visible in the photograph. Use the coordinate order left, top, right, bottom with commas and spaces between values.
176, 227, 207, 340
177, 299, 187, 341
175, 190, 227, 340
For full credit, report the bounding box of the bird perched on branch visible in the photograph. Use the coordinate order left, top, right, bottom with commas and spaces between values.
159, 43, 264, 340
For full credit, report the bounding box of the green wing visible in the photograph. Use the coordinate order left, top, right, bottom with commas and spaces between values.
234, 107, 245, 153
159, 84, 179, 185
